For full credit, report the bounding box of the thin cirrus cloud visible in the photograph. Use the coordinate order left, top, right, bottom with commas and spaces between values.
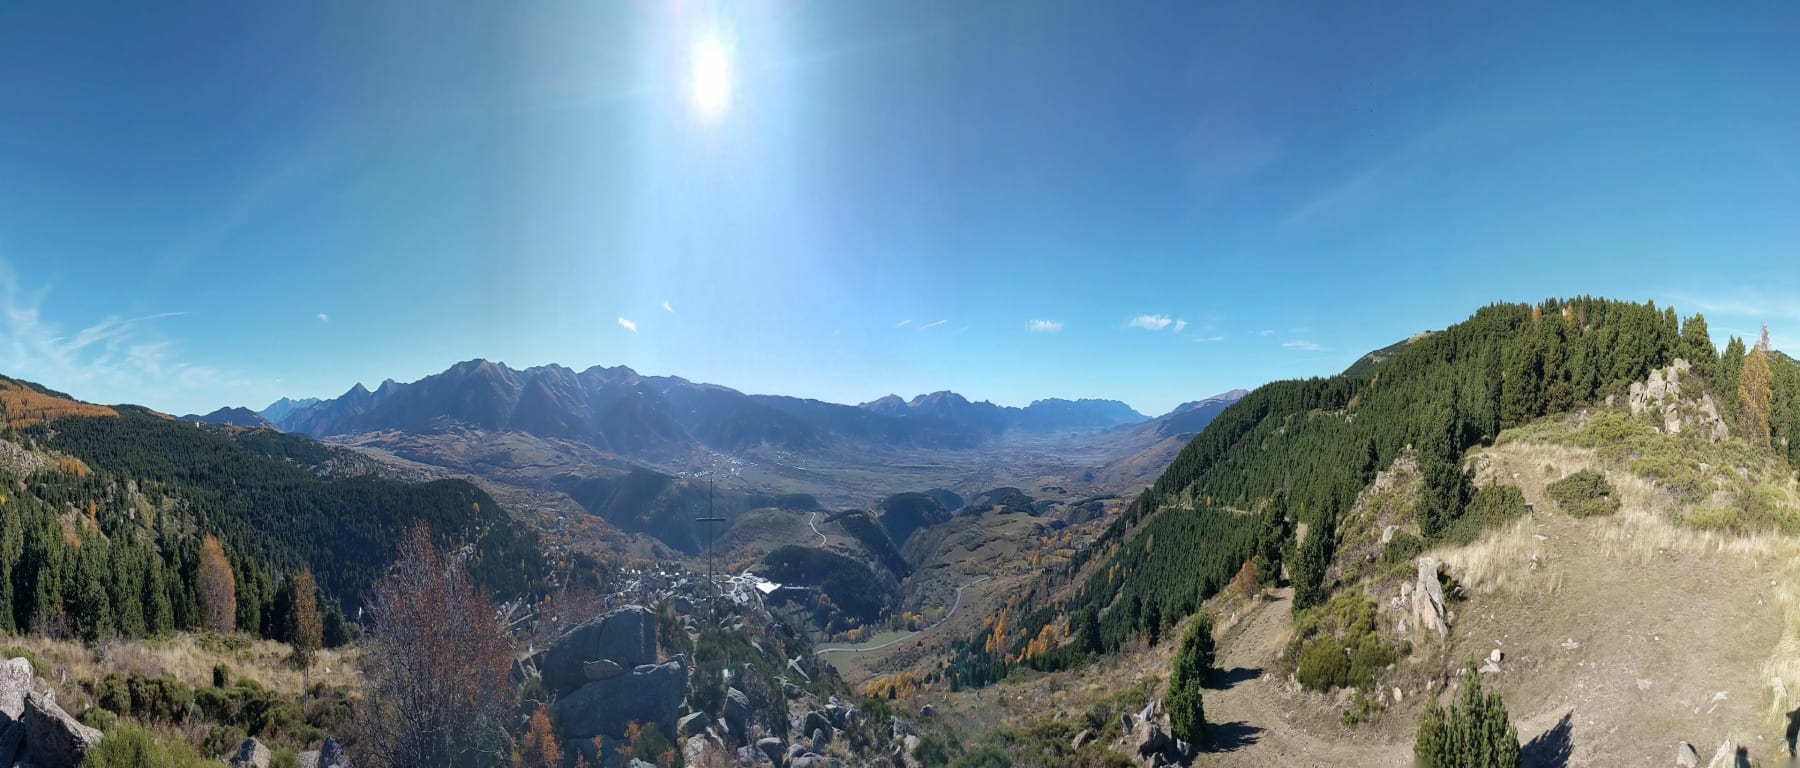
662, 300, 675, 314
1128, 314, 1174, 331
616, 317, 638, 334
918, 319, 948, 330
1027, 319, 1062, 334
316, 313, 329, 323
0, 261, 222, 403
1282, 339, 1322, 351
895, 319, 912, 328
1195, 335, 1225, 343
1173, 319, 1188, 333
1259, 329, 1275, 336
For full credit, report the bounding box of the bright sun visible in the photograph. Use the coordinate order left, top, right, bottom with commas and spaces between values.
689, 30, 733, 121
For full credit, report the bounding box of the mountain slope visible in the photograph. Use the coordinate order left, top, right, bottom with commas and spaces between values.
6, 401, 547, 630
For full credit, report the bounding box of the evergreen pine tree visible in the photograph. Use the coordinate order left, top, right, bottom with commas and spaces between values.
1166, 614, 1212, 744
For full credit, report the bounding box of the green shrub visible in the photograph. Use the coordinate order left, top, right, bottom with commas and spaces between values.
1415, 662, 1521, 767
212, 664, 231, 689
270, 750, 302, 768
952, 746, 1013, 768
914, 734, 954, 767
1381, 531, 1424, 569
1165, 615, 1211, 743
78, 707, 119, 732
79, 720, 212, 768
1296, 636, 1350, 690
1445, 485, 1528, 545
1545, 471, 1617, 518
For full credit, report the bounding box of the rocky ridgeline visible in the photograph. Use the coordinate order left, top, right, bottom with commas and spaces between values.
1, 657, 101, 768
1617, 358, 1730, 441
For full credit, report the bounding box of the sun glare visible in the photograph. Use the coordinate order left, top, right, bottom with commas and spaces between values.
689, 29, 733, 121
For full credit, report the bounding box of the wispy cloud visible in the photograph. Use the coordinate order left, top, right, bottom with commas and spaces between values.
0, 262, 221, 404
1195, 335, 1225, 343
1128, 314, 1174, 331
895, 319, 912, 328
1173, 319, 1189, 334
316, 313, 329, 323
662, 300, 675, 314
1663, 290, 1800, 320
1027, 319, 1063, 334
1282, 340, 1322, 351
617, 317, 638, 333
1259, 329, 1274, 336
918, 319, 948, 330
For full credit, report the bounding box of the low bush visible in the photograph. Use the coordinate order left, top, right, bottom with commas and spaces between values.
1288, 592, 1404, 693
78, 720, 212, 768
1444, 485, 1528, 545
1546, 470, 1617, 518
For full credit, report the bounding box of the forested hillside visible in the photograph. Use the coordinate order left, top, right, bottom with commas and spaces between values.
953, 298, 1800, 686
0, 404, 547, 644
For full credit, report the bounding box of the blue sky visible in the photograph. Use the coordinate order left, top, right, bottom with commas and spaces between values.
3, 2, 1799, 417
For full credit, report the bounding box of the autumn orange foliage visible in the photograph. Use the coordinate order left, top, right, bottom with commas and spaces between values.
0, 380, 115, 429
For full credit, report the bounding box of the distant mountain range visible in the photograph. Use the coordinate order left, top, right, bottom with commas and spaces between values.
257, 359, 1175, 459
178, 406, 274, 429
257, 396, 321, 423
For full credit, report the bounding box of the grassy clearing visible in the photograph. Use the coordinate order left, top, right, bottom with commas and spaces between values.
0, 632, 358, 704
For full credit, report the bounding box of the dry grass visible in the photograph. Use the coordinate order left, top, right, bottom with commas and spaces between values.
1433, 517, 1563, 598
2, 632, 360, 700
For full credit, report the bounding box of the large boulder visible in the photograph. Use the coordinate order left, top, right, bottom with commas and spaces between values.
555, 657, 688, 740
1412, 557, 1449, 639
724, 687, 752, 735
678, 710, 712, 737
756, 737, 785, 764
231, 737, 272, 768
0, 722, 23, 768
0, 657, 33, 726
22, 691, 101, 768
541, 606, 659, 696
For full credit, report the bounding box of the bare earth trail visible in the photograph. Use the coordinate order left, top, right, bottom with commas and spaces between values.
1204, 587, 1412, 767
815, 576, 990, 656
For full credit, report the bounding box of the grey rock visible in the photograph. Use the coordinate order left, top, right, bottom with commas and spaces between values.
791, 757, 825, 768
296, 750, 320, 768
756, 736, 785, 764
1704, 739, 1733, 768
787, 742, 808, 761
0, 657, 32, 725
725, 686, 753, 733
22, 691, 102, 768
584, 659, 625, 681
1135, 723, 1170, 758
318, 737, 353, 768
1071, 728, 1093, 750
555, 657, 688, 739
1412, 557, 1449, 639
541, 605, 658, 696
804, 710, 832, 740
630, 760, 657, 768
231, 737, 272, 768
1676, 741, 1699, 767
811, 727, 829, 753
783, 682, 804, 699
678, 710, 712, 737
919, 703, 936, 718
0, 721, 23, 768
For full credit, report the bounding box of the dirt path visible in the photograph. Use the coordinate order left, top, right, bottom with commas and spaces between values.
815, 576, 990, 656
1203, 587, 1413, 767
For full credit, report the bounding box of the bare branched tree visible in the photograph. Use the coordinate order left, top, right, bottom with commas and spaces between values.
354, 525, 514, 768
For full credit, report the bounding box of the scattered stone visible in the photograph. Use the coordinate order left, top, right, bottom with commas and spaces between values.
678, 711, 712, 737
1489, 649, 1503, 664
1562, 638, 1581, 650
231, 737, 272, 768
811, 727, 829, 753
1704, 739, 1733, 768
1676, 741, 1698, 767
1072, 728, 1093, 750
1392, 687, 1404, 703
22, 691, 102, 768
919, 703, 936, 718
783, 682, 804, 699
756, 736, 785, 764
1638, 678, 1653, 692
1134, 723, 1171, 757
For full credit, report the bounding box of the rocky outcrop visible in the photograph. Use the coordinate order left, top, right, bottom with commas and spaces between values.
1626, 359, 1730, 442
554, 657, 688, 740
21, 691, 102, 768
0, 657, 32, 726
540, 606, 658, 696
756, 736, 785, 765
1410, 557, 1449, 639
0, 722, 22, 768
677, 710, 711, 737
